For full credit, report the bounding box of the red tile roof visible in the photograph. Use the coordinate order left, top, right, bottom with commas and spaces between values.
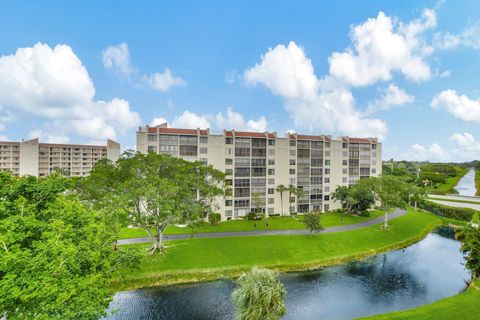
224, 131, 276, 138
348, 137, 372, 143
295, 134, 330, 141
0, 141, 20, 145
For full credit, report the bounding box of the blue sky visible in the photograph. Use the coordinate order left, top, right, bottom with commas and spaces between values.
0, 1, 479, 162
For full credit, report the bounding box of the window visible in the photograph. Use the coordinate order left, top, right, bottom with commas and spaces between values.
325, 142, 330, 148
179, 135, 197, 145
290, 140, 296, 147
324, 177, 330, 183
225, 169, 233, 175
325, 151, 330, 157
289, 168, 296, 175
235, 147, 250, 157
289, 178, 296, 185
235, 179, 250, 187
200, 158, 208, 164
225, 179, 232, 186
148, 134, 157, 142
324, 159, 330, 166
324, 195, 330, 201
200, 136, 208, 143
268, 208, 274, 214
268, 149, 275, 156
252, 158, 266, 166
225, 148, 233, 156
268, 159, 275, 165
268, 139, 275, 146
225, 200, 232, 206
289, 159, 296, 165
372, 168, 377, 174
225, 210, 232, 217
342, 160, 348, 166
147, 146, 157, 152
225, 158, 233, 165
342, 177, 348, 183
372, 144, 376, 149
324, 169, 330, 174
235, 168, 250, 177
179, 145, 197, 156
324, 186, 330, 192
235, 188, 250, 197
343, 151, 348, 157
268, 169, 275, 175
343, 142, 348, 148
372, 152, 377, 157
268, 188, 274, 194
324, 204, 330, 211
342, 168, 348, 174
234, 199, 250, 207
268, 198, 274, 204
200, 147, 208, 154
289, 150, 296, 156
268, 178, 275, 184
226, 137, 233, 144
290, 197, 296, 203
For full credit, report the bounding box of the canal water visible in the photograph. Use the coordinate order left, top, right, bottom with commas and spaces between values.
105, 231, 469, 320
454, 169, 477, 197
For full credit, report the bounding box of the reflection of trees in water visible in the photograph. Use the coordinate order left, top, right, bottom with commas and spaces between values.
344, 254, 428, 304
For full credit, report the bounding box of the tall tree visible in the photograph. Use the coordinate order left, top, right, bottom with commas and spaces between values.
77, 152, 225, 254
275, 184, 288, 216
232, 266, 287, 320
373, 175, 409, 229
0, 172, 140, 319
455, 223, 480, 281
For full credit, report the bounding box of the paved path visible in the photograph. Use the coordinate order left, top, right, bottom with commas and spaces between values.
118, 209, 406, 245
428, 199, 480, 211
427, 194, 480, 202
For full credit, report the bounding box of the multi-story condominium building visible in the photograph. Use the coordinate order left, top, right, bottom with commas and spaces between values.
0, 138, 120, 177
137, 123, 382, 220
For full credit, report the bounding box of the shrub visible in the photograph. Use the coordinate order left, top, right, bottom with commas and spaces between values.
208, 212, 221, 225
358, 210, 370, 217
245, 211, 257, 220
419, 200, 476, 221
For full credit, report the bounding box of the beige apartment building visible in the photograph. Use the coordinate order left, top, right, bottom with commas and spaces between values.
137, 123, 382, 220
0, 138, 120, 177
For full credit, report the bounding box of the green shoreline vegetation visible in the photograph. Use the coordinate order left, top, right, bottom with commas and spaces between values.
119, 210, 385, 239
112, 209, 442, 291
359, 280, 480, 320
426, 166, 468, 195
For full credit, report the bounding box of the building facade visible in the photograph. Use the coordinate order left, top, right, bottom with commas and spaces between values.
137, 123, 382, 220
0, 138, 120, 177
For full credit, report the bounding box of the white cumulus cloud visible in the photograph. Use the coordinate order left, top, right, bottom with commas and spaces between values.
366, 83, 415, 114
431, 89, 480, 122
142, 68, 186, 92
171, 111, 210, 129
329, 9, 435, 86
0, 42, 141, 141
102, 43, 134, 77
215, 107, 268, 132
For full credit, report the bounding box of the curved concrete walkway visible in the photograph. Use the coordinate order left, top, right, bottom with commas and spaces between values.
118, 209, 406, 245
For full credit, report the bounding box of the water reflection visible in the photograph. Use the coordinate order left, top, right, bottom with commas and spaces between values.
105, 233, 469, 320
455, 169, 477, 196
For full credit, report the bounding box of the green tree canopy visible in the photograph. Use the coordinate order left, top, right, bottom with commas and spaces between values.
303, 211, 323, 234
0, 172, 140, 319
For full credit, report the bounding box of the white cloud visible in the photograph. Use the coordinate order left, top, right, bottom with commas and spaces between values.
171, 111, 210, 129
142, 68, 185, 92
431, 89, 480, 122
215, 107, 268, 132
28, 129, 70, 144
402, 142, 449, 161
244, 42, 318, 100
439, 70, 451, 78
0, 42, 141, 141
434, 21, 480, 50
102, 43, 134, 77
433, 32, 461, 50
150, 117, 168, 127
244, 42, 387, 140
462, 21, 480, 49
366, 83, 415, 114
0, 134, 9, 141
449, 132, 480, 158
329, 9, 435, 86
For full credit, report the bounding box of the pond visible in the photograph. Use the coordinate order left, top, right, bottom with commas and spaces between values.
105, 230, 469, 320
455, 169, 477, 197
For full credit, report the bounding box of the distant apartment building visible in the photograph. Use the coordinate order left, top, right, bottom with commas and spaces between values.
0, 138, 120, 177
137, 123, 382, 220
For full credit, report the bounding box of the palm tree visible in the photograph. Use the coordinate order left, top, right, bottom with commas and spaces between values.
287, 184, 296, 214
232, 266, 287, 320
275, 184, 288, 216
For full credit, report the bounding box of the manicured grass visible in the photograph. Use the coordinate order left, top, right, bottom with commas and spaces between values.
428, 197, 480, 205
359, 280, 480, 320
427, 168, 468, 195
118, 211, 385, 239
112, 209, 441, 290
476, 170, 480, 196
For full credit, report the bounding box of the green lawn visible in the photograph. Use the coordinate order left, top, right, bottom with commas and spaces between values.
359, 280, 480, 320
119, 210, 384, 239
428, 197, 480, 205
112, 209, 441, 290
426, 168, 468, 195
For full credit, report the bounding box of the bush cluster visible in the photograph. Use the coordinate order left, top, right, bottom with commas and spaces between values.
419, 200, 476, 221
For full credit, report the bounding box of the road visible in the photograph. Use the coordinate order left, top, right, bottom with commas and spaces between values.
427, 194, 480, 211
118, 208, 406, 245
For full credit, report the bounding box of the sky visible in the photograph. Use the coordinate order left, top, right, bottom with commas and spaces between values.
0, 0, 479, 162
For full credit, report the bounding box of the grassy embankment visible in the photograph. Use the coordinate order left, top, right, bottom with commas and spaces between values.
426, 167, 468, 195
476, 170, 480, 196
119, 210, 384, 239
112, 209, 442, 290
428, 197, 480, 205
359, 280, 480, 320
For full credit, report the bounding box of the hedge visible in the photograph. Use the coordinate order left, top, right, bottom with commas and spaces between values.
419, 200, 477, 221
